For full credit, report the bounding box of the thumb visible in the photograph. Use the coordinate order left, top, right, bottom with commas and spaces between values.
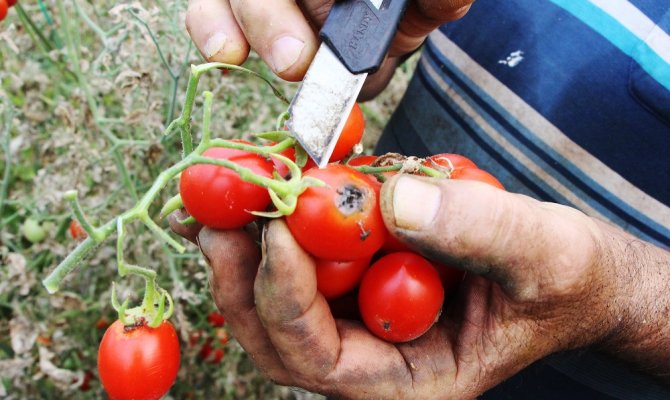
379, 174, 600, 300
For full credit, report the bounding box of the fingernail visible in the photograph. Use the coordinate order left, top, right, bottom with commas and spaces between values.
270, 36, 305, 73
204, 31, 228, 60
393, 176, 441, 230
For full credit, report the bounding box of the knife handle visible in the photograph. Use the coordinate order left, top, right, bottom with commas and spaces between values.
320, 0, 409, 75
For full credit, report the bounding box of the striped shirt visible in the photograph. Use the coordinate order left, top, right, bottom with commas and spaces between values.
376, 0, 670, 397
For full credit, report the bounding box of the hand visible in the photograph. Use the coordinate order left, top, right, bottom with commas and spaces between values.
185, 0, 474, 99
170, 174, 670, 398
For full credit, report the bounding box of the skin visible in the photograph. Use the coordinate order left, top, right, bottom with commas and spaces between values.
185, 0, 474, 99
171, 175, 670, 399
180, 1, 670, 397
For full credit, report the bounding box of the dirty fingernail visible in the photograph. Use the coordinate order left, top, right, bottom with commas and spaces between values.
204, 31, 228, 60
270, 36, 305, 73
393, 176, 441, 230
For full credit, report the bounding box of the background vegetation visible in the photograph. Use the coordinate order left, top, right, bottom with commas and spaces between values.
0, 1, 416, 398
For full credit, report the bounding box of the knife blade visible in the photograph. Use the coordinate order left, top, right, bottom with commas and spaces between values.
287, 0, 408, 168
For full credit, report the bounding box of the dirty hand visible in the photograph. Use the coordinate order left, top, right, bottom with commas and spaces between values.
171, 174, 670, 398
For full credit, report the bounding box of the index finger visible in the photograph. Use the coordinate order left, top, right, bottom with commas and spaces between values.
255, 220, 417, 398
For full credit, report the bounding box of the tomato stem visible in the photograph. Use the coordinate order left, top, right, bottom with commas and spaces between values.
63, 190, 105, 242
159, 194, 183, 219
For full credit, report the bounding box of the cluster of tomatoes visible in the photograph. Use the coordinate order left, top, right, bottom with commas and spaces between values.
179, 103, 504, 344
0, 0, 16, 22
67, 99, 507, 400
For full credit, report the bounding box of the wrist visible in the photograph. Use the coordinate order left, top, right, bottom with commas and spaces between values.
596, 221, 670, 382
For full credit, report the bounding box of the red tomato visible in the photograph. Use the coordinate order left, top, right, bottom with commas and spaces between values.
450, 167, 505, 190
0, 1, 8, 21
180, 145, 275, 229
68, 219, 87, 240
202, 327, 229, 364
271, 146, 316, 177
78, 371, 94, 392
285, 164, 387, 260
329, 103, 365, 162
207, 312, 226, 327
423, 153, 477, 172
6, 0, 15, 7
431, 261, 465, 296
316, 257, 371, 300
98, 320, 180, 400
380, 233, 412, 254
358, 252, 444, 343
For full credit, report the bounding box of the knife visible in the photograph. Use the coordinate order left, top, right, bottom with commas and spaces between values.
287, 0, 409, 168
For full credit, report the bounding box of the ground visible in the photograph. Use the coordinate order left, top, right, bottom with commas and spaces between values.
0, 1, 416, 398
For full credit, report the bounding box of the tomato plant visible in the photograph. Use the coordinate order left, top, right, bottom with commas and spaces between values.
285, 164, 387, 260
315, 257, 371, 300
329, 103, 365, 162
451, 166, 505, 190
358, 252, 444, 343
199, 328, 230, 364
180, 145, 275, 228
271, 145, 316, 177
98, 320, 180, 400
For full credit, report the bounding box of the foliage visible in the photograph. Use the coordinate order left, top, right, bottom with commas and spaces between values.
0, 0, 415, 398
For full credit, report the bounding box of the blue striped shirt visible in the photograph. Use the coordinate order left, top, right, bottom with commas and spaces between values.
376, 0, 670, 397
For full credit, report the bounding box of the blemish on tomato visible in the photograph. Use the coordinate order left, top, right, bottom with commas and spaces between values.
336, 184, 366, 215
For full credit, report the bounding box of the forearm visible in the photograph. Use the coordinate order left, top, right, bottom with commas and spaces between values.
599, 221, 670, 383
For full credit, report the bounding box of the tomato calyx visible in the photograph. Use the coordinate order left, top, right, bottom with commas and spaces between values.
111, 276, 174, 329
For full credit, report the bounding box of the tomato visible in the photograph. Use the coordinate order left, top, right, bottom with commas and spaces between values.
380, 233, 412, 254
316, 257, 371, 300
271, 146, 316, 177
207, 312, 226, 327
423, 153, 477, 172
450, 166, 505, 190
22, 218, 46, 243
0, 1, 7, 21
69, 219, 87, 240
285, 164, 387, 260
358, 252, 444, 343
180, 145, 275, 229
199, 328, 229, 364
431, 261, 465, 296
328, 289, 362, 321
329, 103, 365, 162
98, 320, 180, 400
78, 371, 94, 392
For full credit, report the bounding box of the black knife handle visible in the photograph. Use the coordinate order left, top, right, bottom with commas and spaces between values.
320, 0, 409, 74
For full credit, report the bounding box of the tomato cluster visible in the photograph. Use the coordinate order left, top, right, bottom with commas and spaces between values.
0, 0, 16, 23
176, 104, 505, 344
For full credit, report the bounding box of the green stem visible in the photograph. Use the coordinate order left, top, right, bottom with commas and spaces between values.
42, 219, 117, 294
0, 99, 13, 230
201, 91, 214, 145
63, 190, 105, 242
15, 3, 54, 52
419, 165, 447, 178
192, 62, 289, 104
159, 194, 183, 219
140, 213, 186, 254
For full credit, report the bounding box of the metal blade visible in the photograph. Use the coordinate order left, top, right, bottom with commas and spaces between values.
287, 45, 367, 168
